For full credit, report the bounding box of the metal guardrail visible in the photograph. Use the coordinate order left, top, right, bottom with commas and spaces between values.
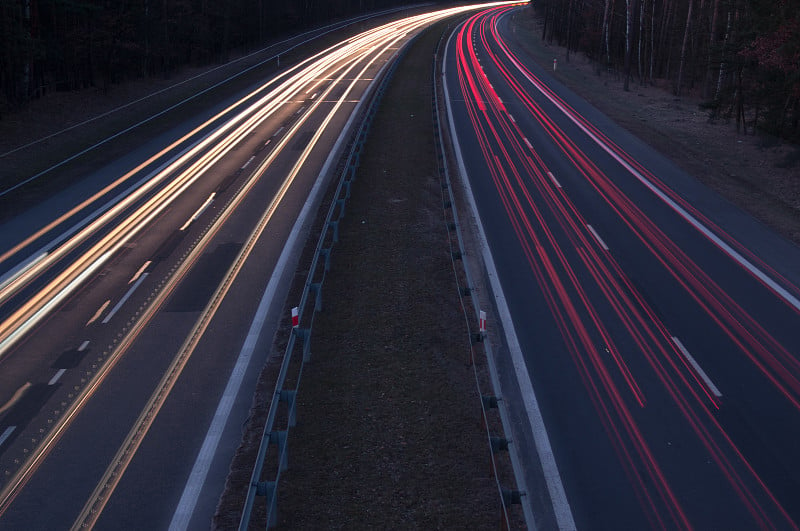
237, 36, 416, 531
432, 20, 534, 530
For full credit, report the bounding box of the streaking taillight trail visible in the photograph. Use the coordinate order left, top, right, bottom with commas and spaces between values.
452, 5, 798, 529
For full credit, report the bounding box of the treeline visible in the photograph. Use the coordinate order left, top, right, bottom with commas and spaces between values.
533, 0, 800, 140
0, 0, 446, 114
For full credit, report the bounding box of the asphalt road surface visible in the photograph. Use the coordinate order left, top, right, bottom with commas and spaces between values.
0, 7, 490, 529
444, 5, 800, 530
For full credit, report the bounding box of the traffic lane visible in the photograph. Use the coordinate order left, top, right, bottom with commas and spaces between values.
494, 11, 800, 292
0, 70, 323, 369
482, 13, 800, 520
446, 94, 786, 529
94, 99, 357, 529
0, 85, 320, 519
30, 58, 366, 521
445, 13, 799, 528
480, 2, 800, 434
0, 15, 399, 517
0, 115, 313, 528
482, 13, 800, 493
0, 67, 332, 408
0, 71, 280, 272
0, 98, 293, 427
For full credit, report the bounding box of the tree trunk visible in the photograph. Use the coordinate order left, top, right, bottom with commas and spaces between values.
702, 0, 719, 100
714, 7, 732, 105
599, 0, 611, 70
566, 0, 574, 62
623, 0, 639, 90
637, 0, 644, 84
675, 0, 694, 96
649, 0, 656, 82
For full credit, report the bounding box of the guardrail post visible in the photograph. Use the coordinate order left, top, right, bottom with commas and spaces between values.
320, 248, 331, 272
490, 437, 511, 478
254, 481, 278, 528
270, 430, 289, 472
490, 436, 510, 454
480, 395, 500, 430
344, 180, 351, 199
294, 327, 311, 362
280, 390, 298, 427
481, 395, 499, 410
337, 198, 346, 219
310, 282, 322, 312
501, 489, 525, 530
328, 220, 339, 243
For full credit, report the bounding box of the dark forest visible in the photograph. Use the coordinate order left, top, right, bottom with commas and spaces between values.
2, 1, 798, 141
534, 0, 800, 140
0, 0, 454, 115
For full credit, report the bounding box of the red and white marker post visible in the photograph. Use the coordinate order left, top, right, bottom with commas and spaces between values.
479, 310, 486, 335
291, 306, 299, 328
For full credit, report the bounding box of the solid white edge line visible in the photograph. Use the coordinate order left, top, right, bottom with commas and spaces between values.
586, 224, 610, 251
0, 426, 16, 447
101, 273, 148, 324
443, 25, 576, 531
48, 368, 67, 386
168, 42, 384, 531
671, 336, 723, 397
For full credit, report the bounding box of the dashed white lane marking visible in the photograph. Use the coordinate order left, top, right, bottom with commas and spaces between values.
78, 340, 90, 352
241, 156, 255, 169
587, 224, 610, 251
180, 193, 216, 231
509, 113, 516, 123
102, 273, 149, 324
548, 171, 562, 188
48, 369, 66, 386
87, 300, 110, 326
524, 137, 532, 149
672, 336, 723, 397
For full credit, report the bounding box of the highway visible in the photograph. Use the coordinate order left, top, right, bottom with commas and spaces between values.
0, 5, 507, 529
443, 5, 800, 530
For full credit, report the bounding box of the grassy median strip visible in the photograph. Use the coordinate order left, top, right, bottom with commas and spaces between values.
261, 24, 509, 528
